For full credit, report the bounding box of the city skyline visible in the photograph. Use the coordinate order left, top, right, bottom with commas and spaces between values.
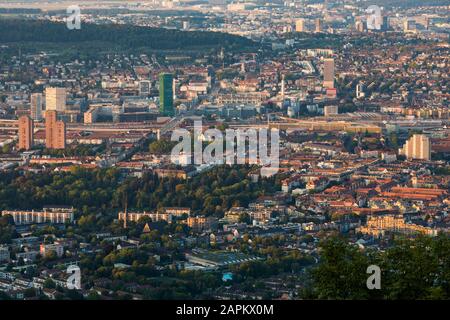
0, 0, 448, 305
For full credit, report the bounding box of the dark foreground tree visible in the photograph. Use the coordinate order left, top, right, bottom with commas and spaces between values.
305, 234, 450, 300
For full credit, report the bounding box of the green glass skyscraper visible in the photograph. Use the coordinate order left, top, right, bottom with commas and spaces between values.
159, 73, 174, 116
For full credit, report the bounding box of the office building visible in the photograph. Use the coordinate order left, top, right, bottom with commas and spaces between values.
18, 115, 34, 150
323, 58, 335, 89
45, 110, 66, 149
159, 73, 174, 116
399, 134, 431, 161
30, 93, 43, 121
45, 87, 66, 112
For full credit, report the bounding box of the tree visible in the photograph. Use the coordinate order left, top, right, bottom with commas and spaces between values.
0, 291, 10, 300
238, 213, 251, 224
86, 291, 101, 300
23, 288, 36, 298
305, 234, 450, 300
310, 236, 372, 299
149, 140, 177, 154
44, 279, 56, 289
379, 235, 449, 299
0, 215, 17, 244
1, 143, 12, 154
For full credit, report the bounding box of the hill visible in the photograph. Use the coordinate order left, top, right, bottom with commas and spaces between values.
0, 18, 256, 53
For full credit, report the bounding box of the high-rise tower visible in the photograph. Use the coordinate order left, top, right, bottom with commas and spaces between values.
323, 58, 335, 89
30, 93, 43, 121
18, 115, 34, 150
45, 110, 66, 149
159, 73, 174, 116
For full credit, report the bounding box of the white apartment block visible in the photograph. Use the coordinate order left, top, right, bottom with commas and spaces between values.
399, 134, 431, 161
118, 211, 172, 223
1, 207, 74, 225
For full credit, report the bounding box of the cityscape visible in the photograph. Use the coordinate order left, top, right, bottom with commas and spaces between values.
0, 0, 449, 304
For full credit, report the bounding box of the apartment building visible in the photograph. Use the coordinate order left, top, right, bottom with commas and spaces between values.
18, 115, 34, 150
357, 215, 437, 236
1, 207, 74, 225
45, 110, 66, 149
399, 134, 431, 161
40, 243, 64, 258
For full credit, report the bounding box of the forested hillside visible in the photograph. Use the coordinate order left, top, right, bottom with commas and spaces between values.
0, 18, 256, 51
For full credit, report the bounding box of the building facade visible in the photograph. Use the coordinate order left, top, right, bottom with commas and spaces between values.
118, 211, 173, 223
45, 110, 66, 149
357, 215, 437, 236
45, 87, 66, 112
18, 115, 34, 150
40, 244, 64, 258
323, 58, 335, 89
1, 207, 74, 225
159, 73, 174, 116
315, 18, 323, 33
324, 105, 338, 117
30, 93, 43, 121
295, 19, 305, 32
399, 134, 431, 161
139, 80, 151, 97
186, 216, 217, 232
